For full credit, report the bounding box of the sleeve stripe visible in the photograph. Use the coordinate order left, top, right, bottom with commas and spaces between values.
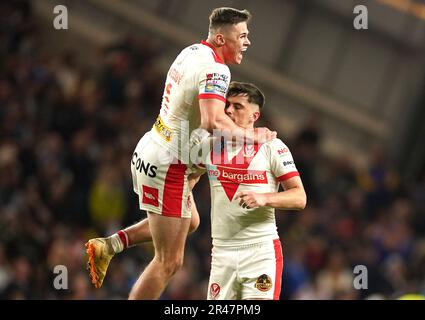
198, 93, 226, 103
277, 171, 299, 181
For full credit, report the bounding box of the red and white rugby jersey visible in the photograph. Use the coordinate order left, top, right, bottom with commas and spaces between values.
149, 41, 230, 161
204, 138, 299, 246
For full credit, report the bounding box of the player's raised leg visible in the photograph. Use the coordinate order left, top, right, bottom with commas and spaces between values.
85, 198, 199, 289
128, 212, 191, 300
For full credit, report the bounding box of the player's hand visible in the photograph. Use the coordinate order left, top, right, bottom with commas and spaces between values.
234, 191, 268, 209
188, 164, 206, 191
252, 127, 277, 144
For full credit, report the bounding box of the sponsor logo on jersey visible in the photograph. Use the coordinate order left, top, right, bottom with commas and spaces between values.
255, 274, 272, 292
141, 185, 159, 207
209, 283, 220, 300
153, 115, 173, 142
132, 152, 158, 178
209, 142, 264, 201
207, 167, 268, 184
277, 147, 289, 155
282, 160, 294, 166
204, 81, 227, 95
206, 73, 228, 82
204, 73, 228, 95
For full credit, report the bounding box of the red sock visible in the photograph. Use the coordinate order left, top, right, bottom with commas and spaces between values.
117, 230, 130, 249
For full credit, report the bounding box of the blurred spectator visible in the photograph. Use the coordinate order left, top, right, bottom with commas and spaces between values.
357, 146, 400, 213
293, 116, 321, 204
89, 162, 127, 231
315, 249, 355, 299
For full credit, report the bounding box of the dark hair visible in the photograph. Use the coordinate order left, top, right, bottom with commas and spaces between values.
227, 81, 265, 109
209, 7, 251, 33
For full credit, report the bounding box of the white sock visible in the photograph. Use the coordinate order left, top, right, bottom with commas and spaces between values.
109, 233, 125, 253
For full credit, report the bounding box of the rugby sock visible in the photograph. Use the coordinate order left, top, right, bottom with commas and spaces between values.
109, 230, 129, 254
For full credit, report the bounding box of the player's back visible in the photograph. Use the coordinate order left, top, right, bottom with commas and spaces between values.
149, 42, 230, 162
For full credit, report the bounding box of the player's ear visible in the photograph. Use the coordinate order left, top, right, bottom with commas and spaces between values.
215, 33, 225, 46
252, 111, 260, 122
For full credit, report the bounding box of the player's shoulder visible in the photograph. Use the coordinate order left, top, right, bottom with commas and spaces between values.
178, 43, 202, 59
193, 43, 230, 69
181, 43, 209, 58
263, 137, 289, 149
262, 137, 292, 157
183, 43, 204, 52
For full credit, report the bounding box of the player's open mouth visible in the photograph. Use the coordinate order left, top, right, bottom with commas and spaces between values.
239, 48, 247, 60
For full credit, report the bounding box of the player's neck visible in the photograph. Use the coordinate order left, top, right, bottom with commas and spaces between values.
205, 39, 226, 64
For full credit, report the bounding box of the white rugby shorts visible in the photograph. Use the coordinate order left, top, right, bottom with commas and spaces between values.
131, 132, 193, 218
207, 239, 283, 300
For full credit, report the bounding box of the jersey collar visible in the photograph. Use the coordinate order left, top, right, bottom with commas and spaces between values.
201, 40, 225, 65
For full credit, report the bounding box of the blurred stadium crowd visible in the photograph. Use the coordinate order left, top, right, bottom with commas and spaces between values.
1, 1, 424, 300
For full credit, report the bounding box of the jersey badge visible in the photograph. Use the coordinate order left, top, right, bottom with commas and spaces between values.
255, 274, 272, 292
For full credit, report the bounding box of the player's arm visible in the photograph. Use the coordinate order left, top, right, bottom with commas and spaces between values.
199, 98, 275, 143
234, 176, 306, 210
197, 64, 275, 142
200, 98, 245, 133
